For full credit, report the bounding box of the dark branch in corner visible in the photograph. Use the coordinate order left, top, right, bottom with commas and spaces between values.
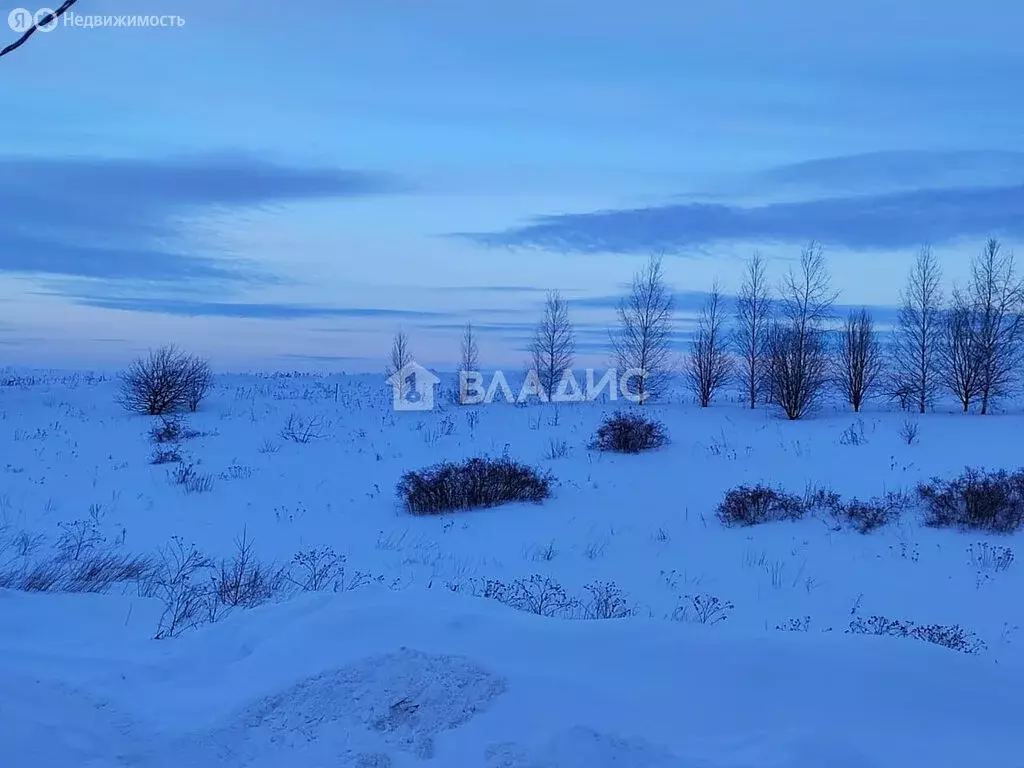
0, 0, 80, 59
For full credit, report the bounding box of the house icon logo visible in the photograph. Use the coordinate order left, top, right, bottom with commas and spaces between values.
387, 362, 440, 411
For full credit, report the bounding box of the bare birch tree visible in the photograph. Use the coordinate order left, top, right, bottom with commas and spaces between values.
530, 290, 575, 400
940, 290, 982, 413
891, 246, 944, 412
386, 329, 413, 399
968, 238, 1024, 414
460, 322, 479, 374
835, 308, 883, 412
457, 322, 481, 404
611, 254, 675, 404
733, 252, 772, 408
766, 241, 837, 420
685, 283, 733, 407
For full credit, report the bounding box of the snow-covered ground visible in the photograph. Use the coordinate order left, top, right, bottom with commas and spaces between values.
1, 370, 1022, 767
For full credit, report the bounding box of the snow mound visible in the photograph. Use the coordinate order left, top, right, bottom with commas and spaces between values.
143, 648, 506, 766
0, 675, 137, 767
486, 726, 690, 767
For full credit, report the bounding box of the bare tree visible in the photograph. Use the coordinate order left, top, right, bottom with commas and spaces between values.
457, 322, 480, 405
733, 252, 772, 408
891, 246, 944, 412
968, 239, 1024, 414
611, 254, 675, 404
766, 241, 837, 419
530, 291, 575, 400
835, 308, 883, 412
1, 1, 80, 59
685, 284, 733, 407
386, 329, 413, 399
460, 322, 479, 374
940, 289, 982, 413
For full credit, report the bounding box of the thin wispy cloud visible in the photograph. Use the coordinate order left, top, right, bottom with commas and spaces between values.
0, 154, 405, 285
56, 296, 446, 321
466, 184, 1024, 254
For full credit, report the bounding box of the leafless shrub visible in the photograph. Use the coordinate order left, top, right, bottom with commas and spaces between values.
591, 411, 668, 453
529, 290, 575, 401
480, 575, 581, 618
838, 419, 868, 446
835, 307, 883, 412
215, 530, 287, 608
117, 345, 207, 416
671, 593, 734, 624
169, 463, 215, 494
847, 614, 986, 655
150, 447, 182, 464
55, 518, 105, 561
545, 438, 570, 460
890, 246, 944, 413
684, 283, 733, 407
581, 581, 636, 619
280, 413, 325, 443
717, 484, 805, 526
397, 456, 552, 515
611, 254, 675, 404
289, 546, 346, 592
833, 494, 907, 534
898, 417, 920, 445
917, 467, 1024, 533
150, 537, 215, 640
182, 356, 212, 412
967, 542, 1014, 576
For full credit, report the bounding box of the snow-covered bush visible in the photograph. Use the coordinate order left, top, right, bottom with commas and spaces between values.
118, 345, 211, 415
590, 411, 668, 454
917, 468, 1024, 533
397, 456, 552, 515
847, 614, 986, 655
717, 484, 805, 526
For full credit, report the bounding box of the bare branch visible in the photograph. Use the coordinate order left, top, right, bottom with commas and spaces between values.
1, 1, 80, 59
685, 283, 733, 407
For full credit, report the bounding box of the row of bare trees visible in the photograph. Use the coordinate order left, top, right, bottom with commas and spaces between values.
894, 240, 1024, 415
387, 238, 1023, 417
687, 238, 1024, 418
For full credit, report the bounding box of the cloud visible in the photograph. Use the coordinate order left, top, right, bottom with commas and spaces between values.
0, 153, 403, 284
755, 151, 1024, 193
57, 295, 446, 320
466, 184, 1024, 253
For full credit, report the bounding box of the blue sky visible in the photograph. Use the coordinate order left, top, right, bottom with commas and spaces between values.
1, 0, 1023, 370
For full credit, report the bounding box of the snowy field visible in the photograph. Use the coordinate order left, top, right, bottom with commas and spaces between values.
1, 369, 1023, 767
